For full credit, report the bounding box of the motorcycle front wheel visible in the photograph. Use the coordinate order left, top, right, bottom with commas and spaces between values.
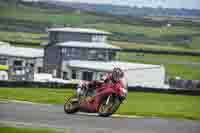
64, 95, 79, 114
98, 95, 121, 117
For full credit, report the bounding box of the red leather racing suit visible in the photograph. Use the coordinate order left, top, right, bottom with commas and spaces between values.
87, 73, 125, 97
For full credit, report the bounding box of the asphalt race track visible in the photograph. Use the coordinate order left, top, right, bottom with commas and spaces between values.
0, 102, 200, 133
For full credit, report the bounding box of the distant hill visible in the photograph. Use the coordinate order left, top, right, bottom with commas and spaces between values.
21, 0, 200, 18
0, 0, 200, 50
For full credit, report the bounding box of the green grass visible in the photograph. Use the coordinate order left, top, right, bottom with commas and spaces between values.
0, 88, 200, 120
119, 52, 200, 63
117, 92, 200, 120
84, 23, 200, 38
0, 31, 47, 44
0, 88, 73, 104
112, 41, 199, 52
0, 4, 111, 26
0, 126, 63, 133
191, 37, 200, 49
165, 64, 200, 80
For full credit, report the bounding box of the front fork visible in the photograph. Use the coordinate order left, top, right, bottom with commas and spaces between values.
106, 95, 111, 105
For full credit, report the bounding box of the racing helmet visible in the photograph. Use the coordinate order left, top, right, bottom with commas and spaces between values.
112, 67, 124, 82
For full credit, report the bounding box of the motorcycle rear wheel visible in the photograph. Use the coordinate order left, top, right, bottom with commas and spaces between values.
64, 96, 79, 114
98, 96, 121, 117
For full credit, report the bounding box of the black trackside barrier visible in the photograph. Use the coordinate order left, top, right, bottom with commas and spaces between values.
128, 86, 200, 96
122, 49, 200, 56
0, 80, 77, 89
169, 79, 200, 90
0, 81, 200, 96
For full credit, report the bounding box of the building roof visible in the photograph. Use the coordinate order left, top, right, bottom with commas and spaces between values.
56, 41, 120, 50
0, 43, 44, 58
47, 27, 111, 35
67, 60, 162, 72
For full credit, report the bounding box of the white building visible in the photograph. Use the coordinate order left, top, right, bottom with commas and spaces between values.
0, 42, 44, 81
44, 27, 168, 88
64, 60, 168, 88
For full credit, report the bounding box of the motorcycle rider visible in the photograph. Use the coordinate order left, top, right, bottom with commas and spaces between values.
79, 67, 126, 102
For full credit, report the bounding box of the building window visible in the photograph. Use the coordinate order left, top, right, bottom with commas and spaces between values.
72, 48, 81, 59
71, 70, 77, 79
62, 48, 66, 54
92, 35, 106, 42
37, 67, 43, 73
0, 58, 7, 65
97, 51, 106, 61
82, 71, 93, 81
63, 72, 68, 80
50, 32, 58, 43
14, 67, 22, 71
13, 60, 22, 66
109, 51, 116, 61
71, 48, 76, 57
88, 50, 97, 60
87, 50, 107, 61
66, 48, 71, 57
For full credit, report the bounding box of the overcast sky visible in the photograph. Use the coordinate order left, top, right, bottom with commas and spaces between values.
29, 0, 200, 9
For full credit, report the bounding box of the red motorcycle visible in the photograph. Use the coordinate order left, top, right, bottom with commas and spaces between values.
64, 80, 128, 117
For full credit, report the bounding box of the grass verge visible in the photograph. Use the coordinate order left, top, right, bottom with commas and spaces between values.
0, 88, 73, 104
0, 88, 200, 120
112, 41, 200, 52
0, 126, 63, 133
0, 31, 47, 44
119, 52, 200, 63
